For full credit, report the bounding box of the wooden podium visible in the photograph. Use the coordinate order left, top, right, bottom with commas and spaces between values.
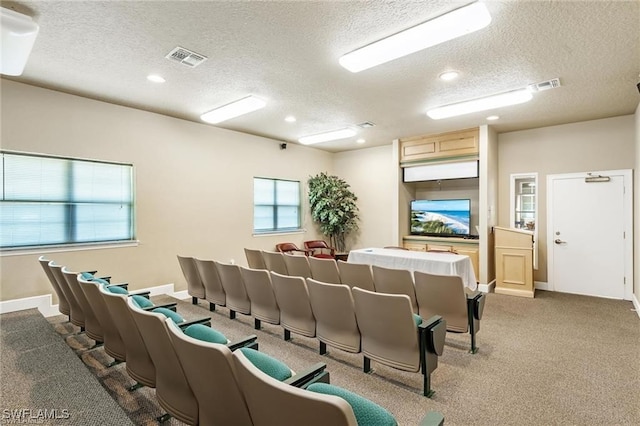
494, 227, 534, 298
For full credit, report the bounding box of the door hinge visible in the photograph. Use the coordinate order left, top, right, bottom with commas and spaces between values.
624, 277, 626, 284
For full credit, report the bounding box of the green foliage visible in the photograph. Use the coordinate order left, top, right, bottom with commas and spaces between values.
308, 172, 359, 252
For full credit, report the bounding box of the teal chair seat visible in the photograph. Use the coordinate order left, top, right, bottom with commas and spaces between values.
152, 307, 185, 324
183, 324, 228, 345
238, 347, 292, 382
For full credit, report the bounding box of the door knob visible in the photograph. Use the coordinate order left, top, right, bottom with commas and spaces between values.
554, 239, 566, 244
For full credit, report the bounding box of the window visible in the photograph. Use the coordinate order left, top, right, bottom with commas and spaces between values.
0, 151, 135, 249
253, 177, 301, 233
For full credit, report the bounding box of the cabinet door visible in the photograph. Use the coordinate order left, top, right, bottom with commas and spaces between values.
400, 128, 479, 163
403, 242, 426, 251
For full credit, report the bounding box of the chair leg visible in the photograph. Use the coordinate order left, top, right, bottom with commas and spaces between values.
157, 413, 171, 423
106, 359, 122, 368
254, 318, 261, 330
230, 310, 236, 320
127, 382, 143, 392
209, 302, 215, 311
284, 329, 291, 341
319, 341, 327, 355
363, 356, 371, 373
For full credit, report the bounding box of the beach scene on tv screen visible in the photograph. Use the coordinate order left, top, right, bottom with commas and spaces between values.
411, 199, 470, 235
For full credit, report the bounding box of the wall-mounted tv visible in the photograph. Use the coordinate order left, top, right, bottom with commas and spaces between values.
410, 199, 471, 237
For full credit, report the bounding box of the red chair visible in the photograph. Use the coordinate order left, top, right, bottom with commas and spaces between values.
276, 242, 310, 256
304, 240, 335, 259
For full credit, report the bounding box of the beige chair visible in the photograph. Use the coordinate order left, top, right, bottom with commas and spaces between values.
283, 253, 312, 278
38, 256, 70, 318
261, 250, 288, 274
372, 265, 418, 313
165, 319, 254, 426
336, 261, 375, 292
194, 258, 226, 311
62, 266, 103, 342
177, 255, 206, 305
306, 278, 360, 355
351, 287, 447, 397
49, 262, 85, 329
215, 261, 251, 320
244, 248, 267, 269
414, 271, 486, 354
269, 271, 316, 341
239, 266, 280, 330
309, 256, 341, 284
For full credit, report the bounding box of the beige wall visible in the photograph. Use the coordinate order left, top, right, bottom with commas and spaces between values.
0, 80, 332, 301
333, 145, 396, 249
497, 115, 636, 283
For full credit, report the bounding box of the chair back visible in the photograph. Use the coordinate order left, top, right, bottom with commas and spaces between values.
351, 287, 420, 372
79, 276, 126, 361
177, 255, 206, 300
336, 261, 375, 291
244, 248, 267, 269
306, 278, 360, 353
232, 349, 357, 426
239, 266, 280, 325
38, 256, 70, 316
128, 298, 198, 425
261, 250, 288, 275
372, 265, 418, 313
49, 262, 84, 327
276, 242, 308, 255
166, 320, 253, 426
283, 253, 312, 278
63, 266, 103, 341
414, 271, 468, 333
100, 285, 156, 387
194, 258, 226, 306
215, 261, 251, 315
304, 240, 335, 258
269, 272, 316, 338
309, 257, 341, 284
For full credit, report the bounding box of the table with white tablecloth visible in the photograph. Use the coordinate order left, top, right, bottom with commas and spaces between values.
347, 247, 478, 290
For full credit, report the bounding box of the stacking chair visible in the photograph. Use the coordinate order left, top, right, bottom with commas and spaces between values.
261, 250, 288, 274
49, 262, 85, 329
239, 266, 280, 330
276, 242, 310, 255
336, 261, 375, 291
215, 261, 251, 320
62, 266, 104, 342
414, 271, 486, 354
194, 258, 226, 311
269, 272, 316, 341
283, 253, 312, 278
244, 248, 267, 269
306, 278, 360, 355
351, 287, 447, 398
38, 256, 70, 318
372, 265, 419, 314
309, 256, 341, 284
177, 255, 206, 305
304, 240, 336, 259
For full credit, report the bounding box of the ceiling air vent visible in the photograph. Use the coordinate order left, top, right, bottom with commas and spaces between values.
528, 78, 561, 92
165, 46, 208, 68
356, 121, 376, 128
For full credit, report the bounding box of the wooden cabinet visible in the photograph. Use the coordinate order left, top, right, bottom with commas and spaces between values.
399, 128, 479, 164
402, 236, 479, 281
494, 227, 534, 298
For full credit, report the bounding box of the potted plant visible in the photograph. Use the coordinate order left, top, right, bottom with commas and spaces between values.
308, 172, 359, 253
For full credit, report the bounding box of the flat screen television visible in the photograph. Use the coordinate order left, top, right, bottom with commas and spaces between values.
410, 199, 471, 237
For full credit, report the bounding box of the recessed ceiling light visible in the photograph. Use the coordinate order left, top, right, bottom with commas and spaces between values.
427, 89, 533, 120
285, 115, 297, 123
486, 115, 500, 121
356, 138, 366, 144
147, 74, 166, 83
298, 128, 357, 145
439, 71, 459, 81
339, 1, 491, 73
201, 95, 266, 124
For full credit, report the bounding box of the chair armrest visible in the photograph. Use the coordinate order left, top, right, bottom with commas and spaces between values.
284, 362, 329, 387
177, 317, 212, 329
108, 282, 129, 290
83, 270, 98, 276
419, 315, 446, 356
142, 303, 177, 312
129, 290, 151, 299
466, 292, 486, 320
227, 335, 258, 351
97, 276, 112, 282
419, 411, 445, 426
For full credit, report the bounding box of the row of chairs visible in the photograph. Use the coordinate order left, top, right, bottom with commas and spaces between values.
178, 254, 448, 397
244, 249, 486, 353
39, 257, 444, 424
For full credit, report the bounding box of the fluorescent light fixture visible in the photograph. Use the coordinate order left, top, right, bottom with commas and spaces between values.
298, 128, 356, 145
285, 115, 297, 123
356, 138, 366, 144
403, 160, 478, 182
147, 74, 165, 83
486, 115, 500, 121
427, 89, 533, 120
439, 71, 459, 81
339, 1, 491, 73
201, 95, 266, 124
1, 7, 40, 76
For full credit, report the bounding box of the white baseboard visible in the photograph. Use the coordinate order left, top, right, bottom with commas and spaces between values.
632, 294, 640, 320
0, 283, 179, 318
478, 280, 495, 293
171, 290, 190, 300
535, 281, 550, 291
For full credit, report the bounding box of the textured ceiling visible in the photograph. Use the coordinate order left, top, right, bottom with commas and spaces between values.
2, 0, 639, 152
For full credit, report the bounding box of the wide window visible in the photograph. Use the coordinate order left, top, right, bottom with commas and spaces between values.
253, 177, 301, 233
0, 151, 135, 249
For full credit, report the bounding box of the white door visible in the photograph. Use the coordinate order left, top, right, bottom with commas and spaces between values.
547, 170, 632, 299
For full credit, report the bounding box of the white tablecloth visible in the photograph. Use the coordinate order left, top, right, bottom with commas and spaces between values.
348, 247, 478, 290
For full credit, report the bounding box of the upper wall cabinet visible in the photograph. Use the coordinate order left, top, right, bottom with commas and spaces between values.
399, 128, 479, 164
